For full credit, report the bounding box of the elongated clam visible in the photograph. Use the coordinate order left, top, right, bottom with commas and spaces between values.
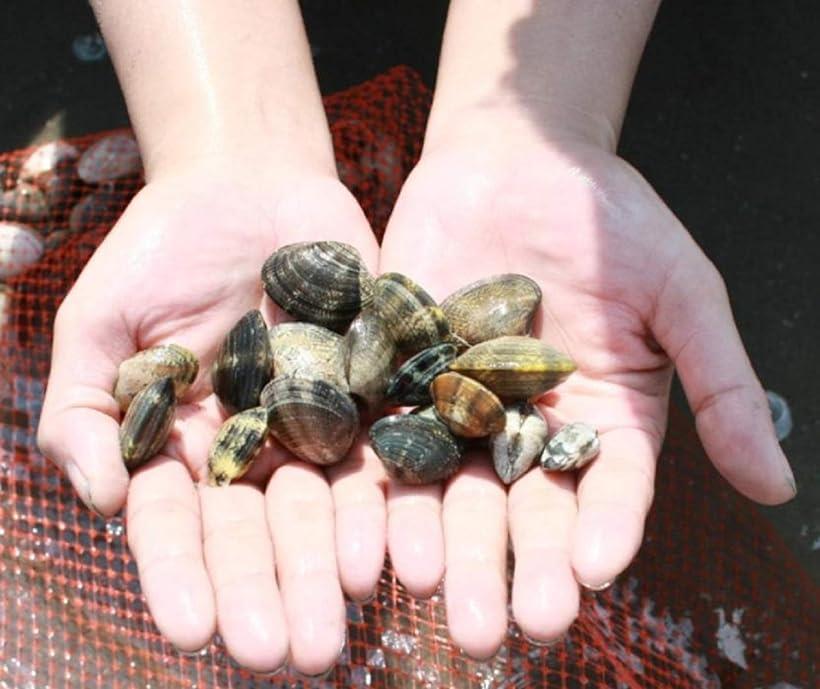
441, 274, 541, 345
263, 376, 359, 465
119, 377, 176, 471
373, 273, 450, 354
261, 241, 375, 331
269, 322, 348, 391
385, 343, 457, 406
212, 310, 272, 414
491, 402, 548, 484
114, 344, 198, 412
369, 414, 463, 484
449, 335, 575, 399
77, 133, 142, 183
540, 422, 600, 472
207, 407, 269, 486
430, 372, 506, 438
344, 308, 396, 410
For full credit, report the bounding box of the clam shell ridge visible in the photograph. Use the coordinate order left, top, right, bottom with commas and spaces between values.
430, 371, 506, 438
449, 335, 575, 399
540, 422, 600, 472
385, 343, 457, 406
114, 343, 199, 412
369, 414, 463, 485
212, 309, 272, 415
262, 241, 375, 331
491, 402, 548, 484
207, 407, 270, 487
269, 322, 348, 392
441, 274, 541, 345
344, 308, 397, 411
119, 377, 176, 471
263, 377, 359, 466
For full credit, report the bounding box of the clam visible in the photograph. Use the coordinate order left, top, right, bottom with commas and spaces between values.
0, 222, 44, 279
441, 274, 541, 345
68, 186, 119, 232
261, 241, 374, 331
372, 272, 450, 354
490, 402, 548, 484
114, 344, 198, 412
263, 376, 359, 466
540, 422, 600, 472
430, 372, 506, 438
207, 407, 270, 486
344, 308, 396, 410
385, 342, 457, 406
20, 140, 80, 184
449, 335, 575, 399
269, 322, 348, 391
212, 310, 272, 414
77, 133, 142, 183
369, 413, 463, 484
119, 377, 176, 471
0, 183, 49, 222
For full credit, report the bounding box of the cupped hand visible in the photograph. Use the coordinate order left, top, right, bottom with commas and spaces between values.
379, 122, 796, 658
37, 161, 387, 675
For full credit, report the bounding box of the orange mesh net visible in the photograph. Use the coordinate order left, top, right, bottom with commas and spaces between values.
0, 66, 816, 689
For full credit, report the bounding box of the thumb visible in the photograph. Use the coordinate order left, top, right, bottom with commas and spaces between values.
652, 235, 795, 505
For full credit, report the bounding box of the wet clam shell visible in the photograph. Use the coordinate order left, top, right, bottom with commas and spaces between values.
441, 274, 541, 345
114, 344, 199, 412
449, 335, 575, 399
119, 377, 176, 471
373, 273, 450, 354
69, 185, 120, 232
77, 133, 142, 183
344, 308, 396, 411
0, 183, 49, 222
269, 322, 348, 391
385, 343, 457, 406
540, 422, 600, 472
430, 372, 506, 438
491, 402, 548, 484
369, 414, 463, 485
212, 310, 273, 414
0, 222, 44, 279
207, 407, 269, 487
263, 377, 359, 466
261, 241, 375, 331
20, 141, 80, 184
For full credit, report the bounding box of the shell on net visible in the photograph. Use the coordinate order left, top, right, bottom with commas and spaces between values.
540, 422, 600, 472
207, 406, 270, 487
119, 377, 176, 471
344, 307, 397, 411
77, 133, 142, 183
372, 272, 450, 354
269, 322, 348, 392
369, 413, 463, 485
441, 274, 541, 345
262, 376, 359, 466
430, 371, 506, 438
0, 183, 49, 223
261, 241, 375, 331
20, 140, 80, 184
114, 344, 198, 412
449, 335, 575, 399
0, 222, 44, 280
490, 402, 548, 484
385, 342, 457, 406
212, 310, 273, 415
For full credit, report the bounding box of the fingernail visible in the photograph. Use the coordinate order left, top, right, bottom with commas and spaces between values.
64, 460, 103, 516
580, 579, 614, 592
176, 643, 210, 657
253, 662, 288, 677
522, 631, 566, 648
784, 466, 797, 496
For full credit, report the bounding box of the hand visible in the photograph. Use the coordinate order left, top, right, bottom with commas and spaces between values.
37, 160, 387, 675
379, 118, 796, 658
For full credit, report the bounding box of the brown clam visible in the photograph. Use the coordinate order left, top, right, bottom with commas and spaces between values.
430, 372, 506, 438
269, 322, 348, 391
207, 407, 270, 486
119, 377, 176, 471
114, 344, 198, 412
344, 308, 397, 411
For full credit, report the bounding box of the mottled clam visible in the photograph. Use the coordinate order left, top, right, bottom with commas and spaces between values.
269, 322, 348, 391
490, 402, 549, 484
114, 343, 198, 412
540, 422, 600, 472
344, 307, 396, 411
119, 377, 176, 471
385, 342, 457, 406
208, 407, 270, 486
430, 372, 506, 438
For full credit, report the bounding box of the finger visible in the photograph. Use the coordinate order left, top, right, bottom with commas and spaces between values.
386, 480, 444, 598
653, 248, 795, 504
201, 484, 287, 673
127, 457, 215, 651
572, 427, 657, 589
326, 434, 387, 602
266, 462, 345, 677
508, 468, 579, 643
442, 455, 508, 660
38, 302, 131, 515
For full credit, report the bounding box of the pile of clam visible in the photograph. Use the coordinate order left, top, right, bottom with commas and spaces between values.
117, 241, 600, 487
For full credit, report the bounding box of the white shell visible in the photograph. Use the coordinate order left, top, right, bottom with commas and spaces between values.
491, 402, 548, 484
77, 134, 141, 183
0, 222, 44, 279
540, 422, 600, 472
20, 141, 80, 183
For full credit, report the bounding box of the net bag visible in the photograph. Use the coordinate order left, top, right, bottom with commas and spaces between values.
0, 66, 816, 689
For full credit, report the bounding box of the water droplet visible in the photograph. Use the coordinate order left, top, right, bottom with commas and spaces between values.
72, 33, 107, 62
366, 648, 385, 668
350, 665, 371, 687
105, 518, 124, 537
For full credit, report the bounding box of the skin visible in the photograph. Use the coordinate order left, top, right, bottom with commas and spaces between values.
37, 0, 795, 675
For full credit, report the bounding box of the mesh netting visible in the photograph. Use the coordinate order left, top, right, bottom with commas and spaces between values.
0, 66, 816, 689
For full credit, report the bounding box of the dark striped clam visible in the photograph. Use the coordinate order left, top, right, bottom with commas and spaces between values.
262, 241, 375, 331
491, 402, 548, 484
369, 413, 463, 484
119, 377, 176, 471
269, 322, 347, 391
207, 407, 270, 486
212, 310, 272, 415
541, 422, 600, 472
449, 335, 575, 399
441, 274, 541, 345
430, 372, 506, 438
263, 376, 359, 465
385, 343, 457, 406
114, 343, 198, 412
344, 308, 397, 411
